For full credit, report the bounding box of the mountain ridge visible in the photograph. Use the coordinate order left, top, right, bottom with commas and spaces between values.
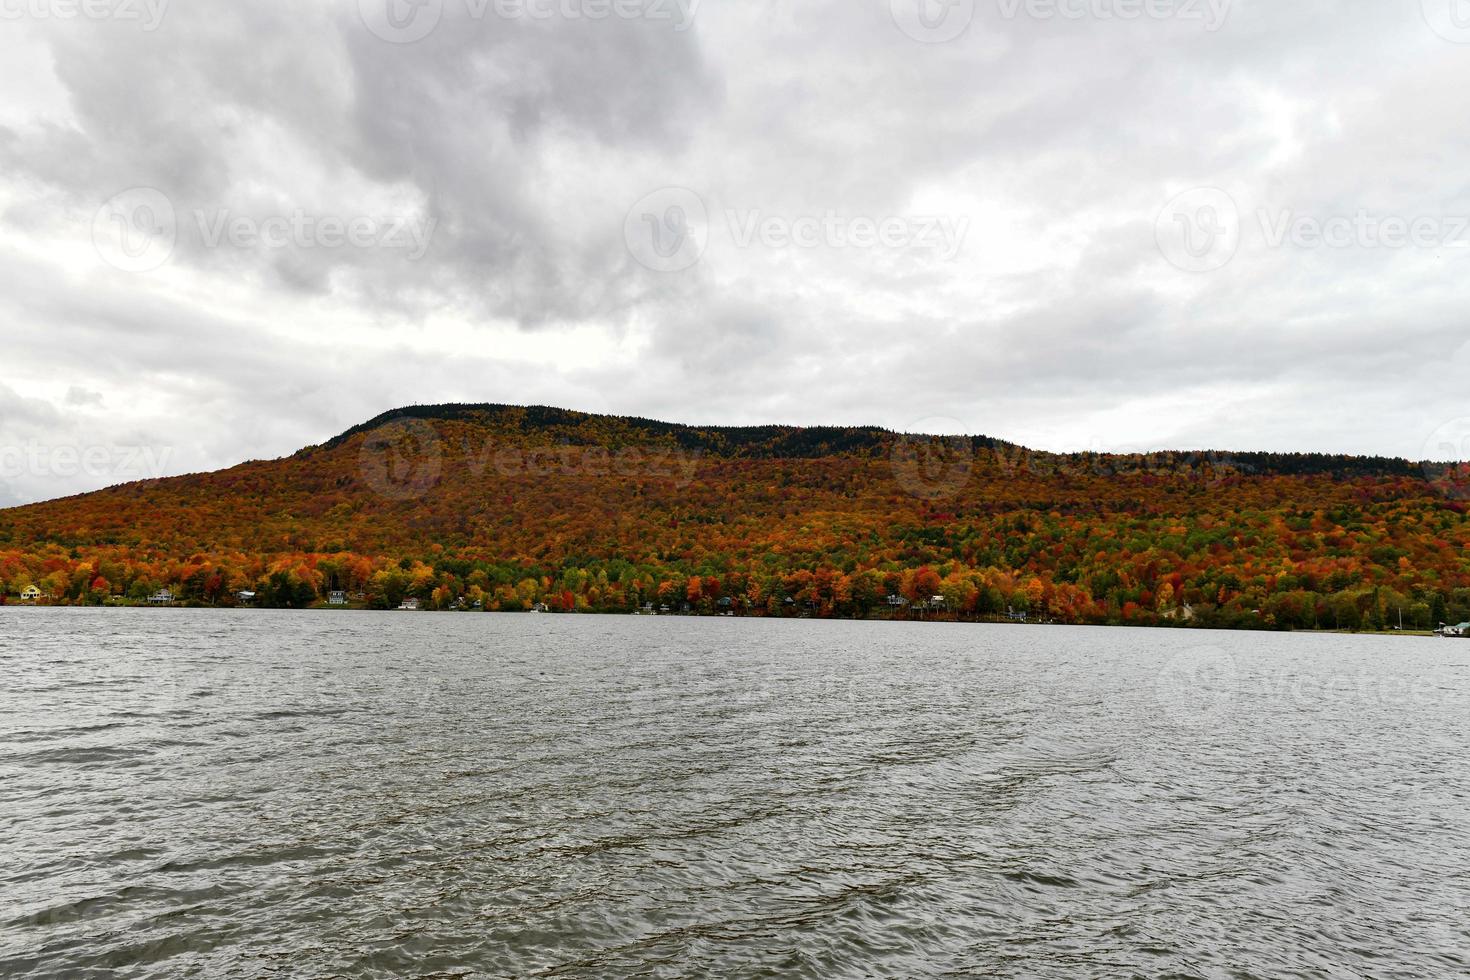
1, 402, 1465, 630
303, 401, 1425, 479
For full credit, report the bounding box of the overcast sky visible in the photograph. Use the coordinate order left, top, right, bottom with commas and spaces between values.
2, 0, 1469, 504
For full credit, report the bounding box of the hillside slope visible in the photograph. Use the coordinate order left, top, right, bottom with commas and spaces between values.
1, 403, 1467, 629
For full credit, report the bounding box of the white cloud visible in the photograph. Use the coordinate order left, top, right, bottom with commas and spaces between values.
1, 0, 1468, 503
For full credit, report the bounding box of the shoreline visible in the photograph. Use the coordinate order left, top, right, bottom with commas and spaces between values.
0, 602, 1446, 638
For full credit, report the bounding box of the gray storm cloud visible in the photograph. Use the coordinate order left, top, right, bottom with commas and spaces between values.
1, 0, 1469, 503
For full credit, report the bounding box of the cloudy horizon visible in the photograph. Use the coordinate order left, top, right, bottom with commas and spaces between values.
3, 0, 1470, 505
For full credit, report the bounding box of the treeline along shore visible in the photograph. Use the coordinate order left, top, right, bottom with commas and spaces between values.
2, 404, 1468, 633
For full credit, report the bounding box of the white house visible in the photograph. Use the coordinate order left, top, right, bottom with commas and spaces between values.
148, 589, 175, 605
328, 591, 347, 606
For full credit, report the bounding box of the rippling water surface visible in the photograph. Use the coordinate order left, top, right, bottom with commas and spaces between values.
3, 609, 1469, 978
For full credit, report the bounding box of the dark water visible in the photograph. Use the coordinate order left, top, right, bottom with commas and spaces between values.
2, 609, 1469, 978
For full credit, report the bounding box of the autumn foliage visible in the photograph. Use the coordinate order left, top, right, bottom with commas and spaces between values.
1, 404, 1467, 631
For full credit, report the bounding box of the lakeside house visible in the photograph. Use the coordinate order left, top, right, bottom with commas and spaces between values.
148, 589, 175, 605
1436, 622, 1470, 637
886, 594, 908, 608
236, 590, 257, 604
21, 586, 42, 601
397, 598, 420, 611
328, 591, 347, 606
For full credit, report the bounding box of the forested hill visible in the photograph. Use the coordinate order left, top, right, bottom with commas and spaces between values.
316, 403, 1010, 459
1, 403, 1467, 630
317, 403, 1422, 479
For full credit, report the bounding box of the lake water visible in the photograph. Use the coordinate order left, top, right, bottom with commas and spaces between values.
2, 609, 1468, 978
